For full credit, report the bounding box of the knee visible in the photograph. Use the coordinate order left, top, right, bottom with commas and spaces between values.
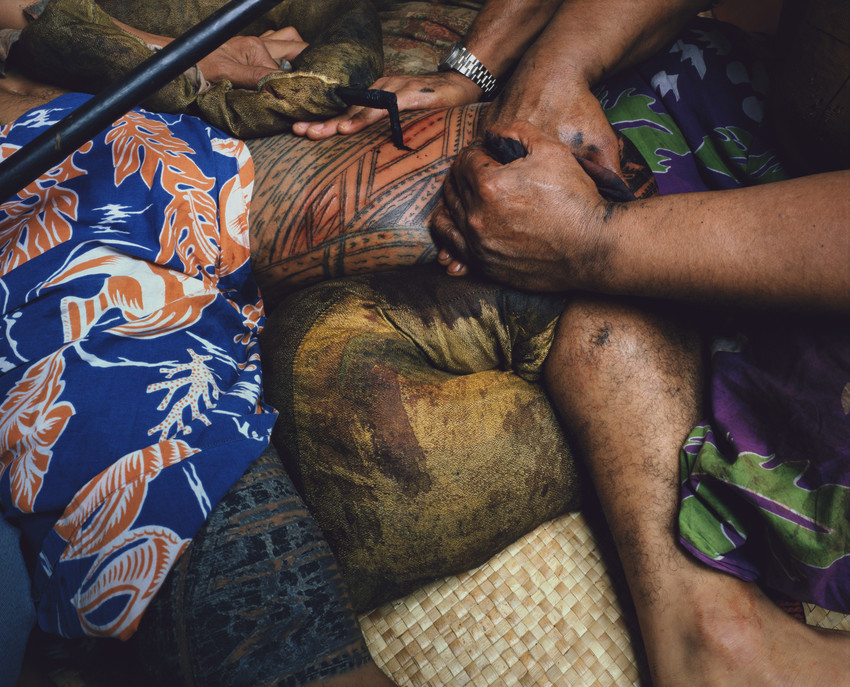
543, 295, 703, 411
545, 296, 655, 383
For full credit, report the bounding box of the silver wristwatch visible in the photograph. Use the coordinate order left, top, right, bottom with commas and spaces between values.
438, 42, 498, 99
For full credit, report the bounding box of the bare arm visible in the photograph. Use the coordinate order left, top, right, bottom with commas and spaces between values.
436, 122, 850, 313
435, 0, 711, 275
485, 0, 708, 168
0, 0, 28, 29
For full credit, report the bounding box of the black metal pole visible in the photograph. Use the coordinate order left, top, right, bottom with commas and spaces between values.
0, 0, 282, 203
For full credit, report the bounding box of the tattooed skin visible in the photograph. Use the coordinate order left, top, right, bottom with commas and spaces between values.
246, 104, 484, 309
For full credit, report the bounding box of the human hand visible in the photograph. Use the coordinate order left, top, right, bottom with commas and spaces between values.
431, 121, 616, 291
197, 27, 308, 89
290, 69, 482, 139
259, 27, 309, 66
485, 68, 623, 179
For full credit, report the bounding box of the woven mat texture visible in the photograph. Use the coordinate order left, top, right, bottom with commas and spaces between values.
360, 510, 850, 686
359, 511, 650, 687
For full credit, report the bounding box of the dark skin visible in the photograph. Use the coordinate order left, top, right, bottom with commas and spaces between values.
426, 0, 850, 685
290, 0, 563, 139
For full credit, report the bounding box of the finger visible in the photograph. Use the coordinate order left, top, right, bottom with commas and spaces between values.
441, 166, 470, 233
336, 105, 389, 134
436, 247, 469, 275
446, 260, 469, 276
225, 64, 278, 89
291, 121, 311, 136
263, 39, 309, 63
291, 111, 364, 140
437, 247, 453, 265
486, 121, 556, 155
262, 26, 305, 42
429, 201, 469, 264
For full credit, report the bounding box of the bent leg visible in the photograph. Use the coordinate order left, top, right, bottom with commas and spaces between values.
544, 296, 850, 687
128, 446, 394, 687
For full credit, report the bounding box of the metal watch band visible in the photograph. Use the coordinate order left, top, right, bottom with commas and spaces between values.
437, 42, 498, 99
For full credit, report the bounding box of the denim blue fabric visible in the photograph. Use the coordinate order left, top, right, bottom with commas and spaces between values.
0, 514, 35, 687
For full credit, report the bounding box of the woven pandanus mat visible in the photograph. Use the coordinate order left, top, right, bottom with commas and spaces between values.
358, 510, 650, 687
805, 604, 850, 632
359, 511, 850, 686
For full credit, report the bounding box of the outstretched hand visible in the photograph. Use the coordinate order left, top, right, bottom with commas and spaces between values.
291, 69, 482, 139
431, 121, 616, 292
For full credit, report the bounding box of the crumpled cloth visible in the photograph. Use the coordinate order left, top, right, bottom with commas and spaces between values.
0, 93, 277, 639
10, 0, 383, 138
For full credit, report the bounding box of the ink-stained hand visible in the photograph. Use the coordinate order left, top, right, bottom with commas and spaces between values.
197, 27, 308, 89
291, 70, 481, 139
431, 121, 616, 292
485, 70, 623, 178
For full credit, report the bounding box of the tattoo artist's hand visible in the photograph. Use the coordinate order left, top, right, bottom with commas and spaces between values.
197, 28, 308, 89
486, 68, 623, 179
291, 70, 482, 139
431, 121, 614, 292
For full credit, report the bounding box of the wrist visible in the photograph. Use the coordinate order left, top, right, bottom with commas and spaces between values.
438, 42, 498, 100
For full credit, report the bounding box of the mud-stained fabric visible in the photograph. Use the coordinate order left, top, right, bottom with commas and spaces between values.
598, 18, 849, 612
128, 447, 371, 687
0, 93, 277, 639
260, 265, 582, 612
11, 0, 383, 138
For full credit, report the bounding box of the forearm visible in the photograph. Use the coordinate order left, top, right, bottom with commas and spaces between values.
527, 0, 707, 87
461, 0, 564, 80
485, 0, 707, 165
600, 171, 850, 312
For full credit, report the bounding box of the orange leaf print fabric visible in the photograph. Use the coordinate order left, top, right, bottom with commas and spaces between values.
0, 95, 276, 639
0, 350, 74, 513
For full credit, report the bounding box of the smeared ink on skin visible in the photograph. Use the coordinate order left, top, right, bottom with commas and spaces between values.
483, 130, 636, 202
483, 130, 527, 163
591, 323, 612, 347
336, 86, 412, 150
570, 132, 584, 148
420, 87, 435, 93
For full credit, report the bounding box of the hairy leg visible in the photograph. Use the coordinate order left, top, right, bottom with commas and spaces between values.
544, 296, 850, 687
245, 104, 484, 308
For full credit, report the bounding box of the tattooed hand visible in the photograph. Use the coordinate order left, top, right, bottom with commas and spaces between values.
291, 70, 481, 140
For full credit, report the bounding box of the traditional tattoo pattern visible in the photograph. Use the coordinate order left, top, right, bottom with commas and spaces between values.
246, 104, 483, 307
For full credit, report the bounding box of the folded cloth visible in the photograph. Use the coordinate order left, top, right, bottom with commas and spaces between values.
0, 93, 276, 639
